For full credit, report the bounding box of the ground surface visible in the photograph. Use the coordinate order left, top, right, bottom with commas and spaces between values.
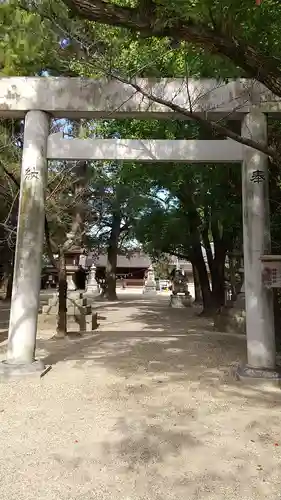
0, 294, 281, 500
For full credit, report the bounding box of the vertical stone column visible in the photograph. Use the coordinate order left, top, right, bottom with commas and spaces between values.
241, 110, 276, 373
5, 111, 49, 370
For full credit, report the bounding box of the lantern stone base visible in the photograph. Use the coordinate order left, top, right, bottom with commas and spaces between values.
0, 359, 46, 380
235, 364, 281, 387
84, 286, 100, 297
213, 294, 246, 335
170, 295, 184, 308
143, 280, 157, 294
170, 294, 193, 308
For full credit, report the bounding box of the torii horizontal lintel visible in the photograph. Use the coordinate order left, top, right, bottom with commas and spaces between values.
0, 77, 281, 119
47, 133, 243, 162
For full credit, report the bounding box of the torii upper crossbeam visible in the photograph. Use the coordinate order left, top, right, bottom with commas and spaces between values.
0, 77, 281, 119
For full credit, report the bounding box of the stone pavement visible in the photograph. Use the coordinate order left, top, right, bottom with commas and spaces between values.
0, 293, 280, 500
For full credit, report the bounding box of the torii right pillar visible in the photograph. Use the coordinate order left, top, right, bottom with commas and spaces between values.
237, 109, 280, 383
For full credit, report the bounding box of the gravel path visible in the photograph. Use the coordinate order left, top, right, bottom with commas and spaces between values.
0, 294, 280, 500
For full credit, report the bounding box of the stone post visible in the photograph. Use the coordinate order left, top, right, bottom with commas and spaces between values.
238, 110, 277, 380
3, 111, 49, 374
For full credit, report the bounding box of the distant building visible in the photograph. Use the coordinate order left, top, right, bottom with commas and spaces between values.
41, 247, 211, 290
95, 251, 151, 287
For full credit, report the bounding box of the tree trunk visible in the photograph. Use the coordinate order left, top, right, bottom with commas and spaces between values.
56, 249, 67, 337
4, 253, 15, 301
211, 250, 226, 308
5, 272, 13, 301
71, 159, 87, 244
105, 212, 121, 300
191, 245, 214, 314
202, 230, 214, 278
210, 222, 227, 308
106, 247, 118, 300
228, 254, 237, 302
67, 122, 88, 249
192, 263, 202, 304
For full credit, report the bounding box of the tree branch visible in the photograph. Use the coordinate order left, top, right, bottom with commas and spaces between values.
20, 1, 281, 148
112, 74, 279, 161
61, 0, 281, 96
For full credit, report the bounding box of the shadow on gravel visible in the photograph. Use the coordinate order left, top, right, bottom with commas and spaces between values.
2, 295, 279, 407
36, 297, 281, 407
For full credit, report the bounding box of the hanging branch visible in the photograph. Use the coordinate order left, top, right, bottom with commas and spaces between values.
110, 73, 278, 161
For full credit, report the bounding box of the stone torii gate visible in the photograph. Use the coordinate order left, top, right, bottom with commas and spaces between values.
0, 76, 280, 381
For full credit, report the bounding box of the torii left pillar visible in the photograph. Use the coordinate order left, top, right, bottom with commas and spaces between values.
0, 111, 49, 377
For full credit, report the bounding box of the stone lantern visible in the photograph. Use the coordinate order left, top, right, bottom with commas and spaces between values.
143, 265, 157, 294
85, 261, 100, 296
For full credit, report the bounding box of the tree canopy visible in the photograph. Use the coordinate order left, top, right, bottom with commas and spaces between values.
56, 0, 281, 94
2, 0, 281, 315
